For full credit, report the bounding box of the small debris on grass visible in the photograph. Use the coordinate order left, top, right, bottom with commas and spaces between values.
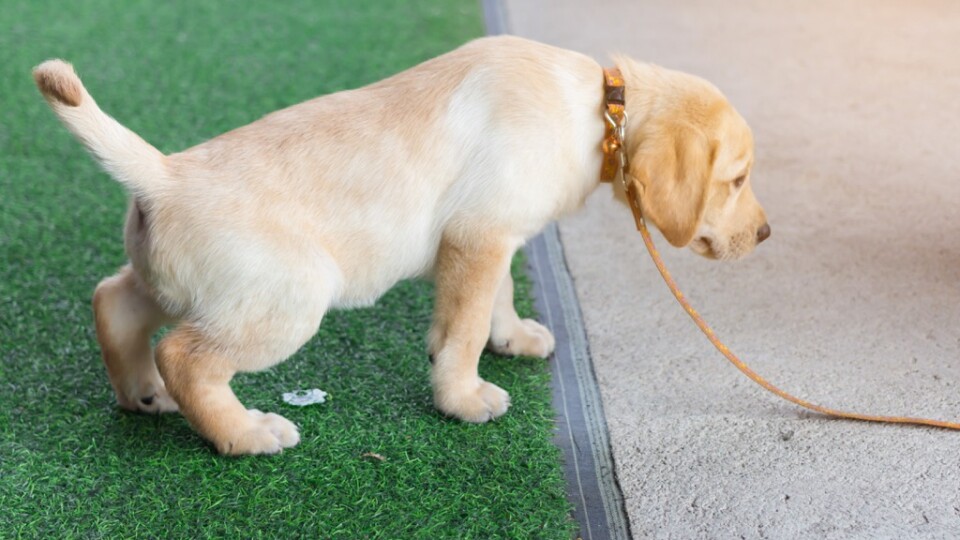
361, 452, 386, 462
282, 388, 328, 406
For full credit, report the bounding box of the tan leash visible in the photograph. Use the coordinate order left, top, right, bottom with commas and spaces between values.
601, 67, 960, 430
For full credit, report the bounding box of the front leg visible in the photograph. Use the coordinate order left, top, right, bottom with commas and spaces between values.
487, 271, 555, 358
429, 235, 515, 423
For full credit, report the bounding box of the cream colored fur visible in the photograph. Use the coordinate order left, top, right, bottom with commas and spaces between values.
33, 35, 767, 455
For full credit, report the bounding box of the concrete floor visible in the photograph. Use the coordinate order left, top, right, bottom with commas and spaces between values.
503, 1, 960, 538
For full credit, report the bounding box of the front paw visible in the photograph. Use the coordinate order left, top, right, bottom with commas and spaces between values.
434, 379, 510, 423
488, 318, 555, 358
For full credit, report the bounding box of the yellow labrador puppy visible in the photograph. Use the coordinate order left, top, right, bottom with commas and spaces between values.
33, 35, 768, 455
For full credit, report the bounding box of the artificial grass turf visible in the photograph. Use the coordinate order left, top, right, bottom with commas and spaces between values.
0, 1, 576, 538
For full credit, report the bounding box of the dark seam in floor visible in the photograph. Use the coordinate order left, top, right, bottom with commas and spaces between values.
482, 3, 632, 536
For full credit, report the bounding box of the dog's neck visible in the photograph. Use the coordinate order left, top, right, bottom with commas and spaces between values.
597, 60, 663, 184
608, 58, 662, 164
599, 67, 627, 183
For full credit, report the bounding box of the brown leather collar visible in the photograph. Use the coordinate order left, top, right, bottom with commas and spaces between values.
600, 67, 626, 182
601, 67, 646, 230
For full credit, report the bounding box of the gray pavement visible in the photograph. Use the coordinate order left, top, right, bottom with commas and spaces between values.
503, 1, 960, 538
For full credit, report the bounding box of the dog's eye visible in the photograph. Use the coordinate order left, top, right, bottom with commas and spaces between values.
733, 175, 746, 189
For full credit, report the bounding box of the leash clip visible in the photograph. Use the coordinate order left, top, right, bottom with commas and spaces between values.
603, 109, 628, 144
603, 109, 633, 195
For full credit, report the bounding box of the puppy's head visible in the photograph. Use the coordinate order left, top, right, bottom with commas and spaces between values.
614, 62, 769, 261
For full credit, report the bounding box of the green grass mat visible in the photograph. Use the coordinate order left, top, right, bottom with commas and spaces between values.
0, 1, 574, 537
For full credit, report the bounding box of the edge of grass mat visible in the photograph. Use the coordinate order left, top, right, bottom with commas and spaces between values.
482, 1, 633, 537
527, 224, 633, 540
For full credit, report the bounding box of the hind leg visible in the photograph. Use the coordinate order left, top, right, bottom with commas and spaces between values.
156, 325, 302, 455
93, 264, 177, 413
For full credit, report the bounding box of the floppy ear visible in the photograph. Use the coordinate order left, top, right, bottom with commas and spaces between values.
632, 125, 715, 247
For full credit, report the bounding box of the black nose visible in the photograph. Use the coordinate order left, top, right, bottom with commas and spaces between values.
757, 223, 771, 243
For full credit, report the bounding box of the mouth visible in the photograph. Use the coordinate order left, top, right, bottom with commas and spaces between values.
690, 237, 719, 260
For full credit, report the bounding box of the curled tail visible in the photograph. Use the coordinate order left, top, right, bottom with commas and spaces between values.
33, 59, 166, 198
